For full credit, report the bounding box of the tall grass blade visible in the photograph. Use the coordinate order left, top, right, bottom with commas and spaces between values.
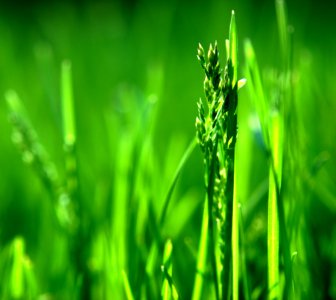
232, 163, 239, 300
229, 10, 240, 300
267, 111, 283, 300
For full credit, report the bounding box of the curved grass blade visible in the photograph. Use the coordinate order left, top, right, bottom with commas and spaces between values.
159, 137, 197, 226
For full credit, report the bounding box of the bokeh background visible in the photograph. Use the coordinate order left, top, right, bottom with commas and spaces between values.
0, 0, 335, 299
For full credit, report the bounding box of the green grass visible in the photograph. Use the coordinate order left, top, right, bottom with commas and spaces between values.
0, 0, 336, 299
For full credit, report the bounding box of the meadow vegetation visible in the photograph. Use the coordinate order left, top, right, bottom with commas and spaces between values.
0, 0, 335, 299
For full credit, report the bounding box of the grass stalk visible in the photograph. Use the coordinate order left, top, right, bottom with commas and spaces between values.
232, 163, 239, 300
192, 197, 209, 300
5, 90, 60, 197
61, 60, 91, 299
229, 11, 240, 300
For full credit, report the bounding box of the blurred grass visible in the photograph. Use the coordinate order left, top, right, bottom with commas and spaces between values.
0, 0, 335, 299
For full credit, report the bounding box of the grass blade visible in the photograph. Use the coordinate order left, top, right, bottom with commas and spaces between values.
122, 270, 135, 300
267, 111, 283, 299
61, 60, 76, 147
275, 0, 288, 60
229, 10, 240, 300
159, 137, 197, 226
10, 237, 25, 299
192, 198, 209, 300
229, 10, 238, 88
244, 40, 269, 149
232, 162, 239, 300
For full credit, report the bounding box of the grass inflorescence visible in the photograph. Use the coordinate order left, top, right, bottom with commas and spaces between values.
194, 11, 243, 300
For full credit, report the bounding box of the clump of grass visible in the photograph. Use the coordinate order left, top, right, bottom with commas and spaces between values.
244, 0, 294, 298
193, 11, 245, 300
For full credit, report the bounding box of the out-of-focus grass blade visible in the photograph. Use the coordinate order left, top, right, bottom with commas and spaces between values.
122, 270, 135, 300
163, 191, 200, 238
244, 40, 269, 149
60, 60, 78, 231
10, 237, 25, 299
238, 78, 247, 90
61, 60, 76, 147
159, 137, 197, 226
275, 0, 288, 59
267, 111, 283, 300
232, 161, 239, 300
270, 112, 283, 185
5, 90, 60, 197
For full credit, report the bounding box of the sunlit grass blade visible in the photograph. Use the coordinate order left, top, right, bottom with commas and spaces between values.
229, 10, 237, 87
267, 169, 279, 299
232, 161, 239, 300
229, 11, 239, 300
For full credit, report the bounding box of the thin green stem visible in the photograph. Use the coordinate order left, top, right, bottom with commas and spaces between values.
192, 197, 209, 300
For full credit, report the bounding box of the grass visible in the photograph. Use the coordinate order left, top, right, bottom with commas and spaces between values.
0, 0, 336, 299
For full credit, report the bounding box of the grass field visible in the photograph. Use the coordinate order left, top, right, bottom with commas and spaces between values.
0, 0, 335, 299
